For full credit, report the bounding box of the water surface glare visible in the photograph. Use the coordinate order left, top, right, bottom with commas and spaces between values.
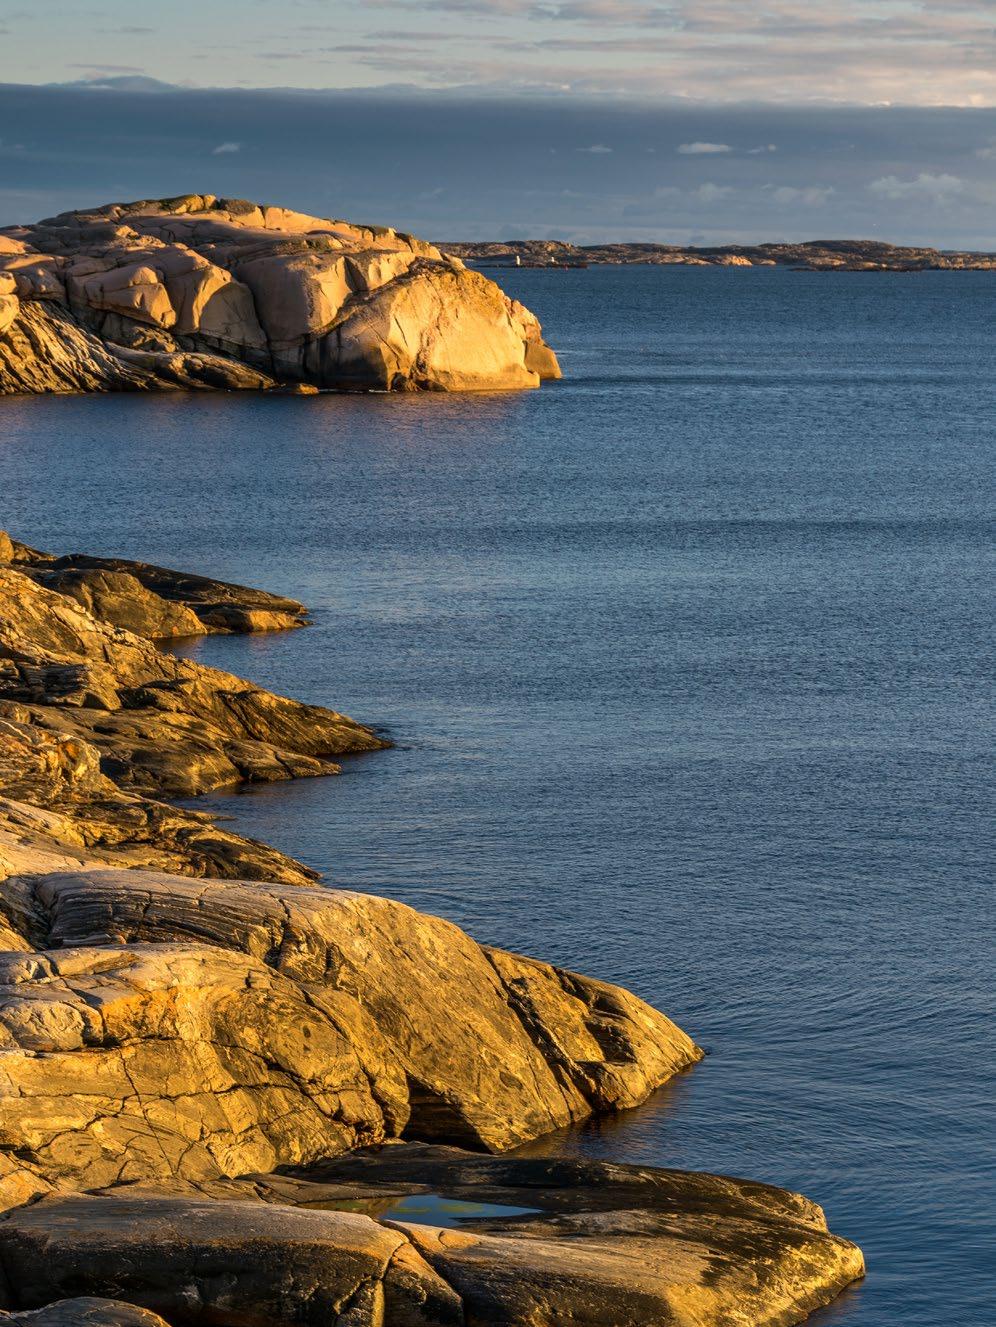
2, 267, 994, 1326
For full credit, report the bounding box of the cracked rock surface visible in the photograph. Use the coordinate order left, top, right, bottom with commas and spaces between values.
0, 195, 561, 394
0, 533, 862, 1324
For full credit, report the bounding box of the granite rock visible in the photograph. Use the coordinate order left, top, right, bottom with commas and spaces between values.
0, 196, 560, 394
0, 1153, 865, 1326
6, 534, 310, 636
0, 566, 384, 797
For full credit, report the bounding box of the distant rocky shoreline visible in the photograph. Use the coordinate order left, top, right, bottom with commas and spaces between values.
441, 237, 996, 272
0, 531, 864, 1325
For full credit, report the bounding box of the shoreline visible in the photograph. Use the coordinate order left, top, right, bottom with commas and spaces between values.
0, 530, 864, 1325
439, 237, 996, 272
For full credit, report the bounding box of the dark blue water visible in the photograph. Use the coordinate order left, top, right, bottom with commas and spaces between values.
2, 267, 993, 1326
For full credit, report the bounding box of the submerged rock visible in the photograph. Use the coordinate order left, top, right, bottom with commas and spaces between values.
0, 196, 561, 394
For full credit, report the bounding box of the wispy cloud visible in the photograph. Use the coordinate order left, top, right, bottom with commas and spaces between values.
694, 182, 733, 202
678, 142, 731, 154
212, 141, 242, 154
768, 184, 835, 207
868, 173, 964, 202
5, 0, 996, 106
351, 0, 996, 105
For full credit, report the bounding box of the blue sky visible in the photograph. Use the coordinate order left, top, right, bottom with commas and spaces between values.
1, 1, 995, 244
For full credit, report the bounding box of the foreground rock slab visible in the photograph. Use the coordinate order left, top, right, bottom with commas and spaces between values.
0, 1147, 864, 1326
264, 1145, 865, 1325
0, 1195, 462, 1326
0, 194, 561, 394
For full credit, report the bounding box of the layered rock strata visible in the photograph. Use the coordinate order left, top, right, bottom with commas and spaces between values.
0, 196, 561, 394
7, 532, 311, 635
0, 531, 862, 1324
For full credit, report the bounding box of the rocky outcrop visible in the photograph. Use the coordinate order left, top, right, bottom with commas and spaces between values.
0, 851, 701, 1202
0, 196, 561, 394
0, 719, 320, 885
0, 565, 383, 797
0, 532, 862, 1324
0, 530, 374, 880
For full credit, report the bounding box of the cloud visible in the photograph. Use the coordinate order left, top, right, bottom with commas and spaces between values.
769, 185, 835, 206
334, 0, 996, 106
211, 141, 242, 155
748, 144, 778, 155
2, 83, 996, 248
577, 143, 613, 153
67, 63, 146, 74
694, 182, 733, 203
678, 141, 731, 155
868, 172, 964, 202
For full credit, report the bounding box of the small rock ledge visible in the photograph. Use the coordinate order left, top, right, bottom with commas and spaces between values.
0, 530, 862, 1325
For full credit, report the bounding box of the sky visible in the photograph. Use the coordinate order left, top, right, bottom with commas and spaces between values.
1, 0, 995, 245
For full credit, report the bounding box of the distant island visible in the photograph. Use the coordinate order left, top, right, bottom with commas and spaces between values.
439, 238, 996, 272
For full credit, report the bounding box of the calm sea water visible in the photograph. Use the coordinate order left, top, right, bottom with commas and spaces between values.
2, 267, 994, 1326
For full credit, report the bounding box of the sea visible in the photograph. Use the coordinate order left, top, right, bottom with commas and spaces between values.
2, 265, 993, 1326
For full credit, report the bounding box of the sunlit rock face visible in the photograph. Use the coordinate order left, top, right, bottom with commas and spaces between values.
0, 194, 561, 394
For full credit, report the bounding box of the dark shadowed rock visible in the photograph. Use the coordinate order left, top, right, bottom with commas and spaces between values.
0, 1301, 171, 1326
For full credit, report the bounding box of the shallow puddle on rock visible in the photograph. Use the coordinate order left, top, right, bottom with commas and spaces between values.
302, 1193, 541, 1227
